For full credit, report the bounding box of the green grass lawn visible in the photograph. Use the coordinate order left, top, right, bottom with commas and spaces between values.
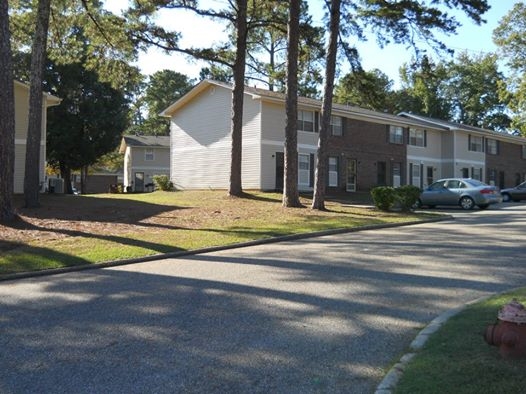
395, 288, 526, 394
0, 190, 435, 277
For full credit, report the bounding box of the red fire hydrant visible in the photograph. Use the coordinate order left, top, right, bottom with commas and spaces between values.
484, 299, 526, 359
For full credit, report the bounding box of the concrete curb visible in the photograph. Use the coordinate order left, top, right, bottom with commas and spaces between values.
0, 215, 452, 283
374, 294, 492, 394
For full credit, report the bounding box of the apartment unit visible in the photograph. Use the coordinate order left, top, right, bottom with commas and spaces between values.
161, 80, 526, 192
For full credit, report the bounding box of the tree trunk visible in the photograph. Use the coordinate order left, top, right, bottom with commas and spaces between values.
24, 0, 51, 208
283, 0, 302, 208
0, 0, 16, 222
228, 0, 248, 197
312, 0, 341, 210
60, 163, 73, 194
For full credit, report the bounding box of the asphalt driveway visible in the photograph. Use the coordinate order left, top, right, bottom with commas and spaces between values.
1, 204, 525, 394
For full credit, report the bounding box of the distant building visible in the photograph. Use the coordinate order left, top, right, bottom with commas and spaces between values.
119, 135, 170, 192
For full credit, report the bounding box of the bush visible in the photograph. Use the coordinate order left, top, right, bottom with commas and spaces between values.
395, 185, 421, 211
152, 175, 174, 191
371, 186, 396, 211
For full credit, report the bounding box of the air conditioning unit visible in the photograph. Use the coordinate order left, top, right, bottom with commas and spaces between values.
48, 177, 64, 194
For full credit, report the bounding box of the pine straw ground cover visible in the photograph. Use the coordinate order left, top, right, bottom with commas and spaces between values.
0, 190, 431, 276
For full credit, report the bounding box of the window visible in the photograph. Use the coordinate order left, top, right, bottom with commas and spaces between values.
145, 148, 154, 161
487, 139, 498, 155
392, 162, 401, 187
298, 154, 310, 186
297, 110, 314, 132
328, 157, 339, 186
469, 135, 483, 152
389, 126, 404, 144
411, 163, 421, 186
409, 128, 426, 147
471, 167, 482, 181
330, 116, 342, 136
487, 168, 497, 186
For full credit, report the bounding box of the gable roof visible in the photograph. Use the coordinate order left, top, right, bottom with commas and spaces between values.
160, 79, 447, 131
399, 112, 526, 144
119, 135, 170, 153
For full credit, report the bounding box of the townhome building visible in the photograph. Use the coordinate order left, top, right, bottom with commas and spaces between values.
162, 80, 526, 193
119, 135, 171, 192
400, 113, 526, 189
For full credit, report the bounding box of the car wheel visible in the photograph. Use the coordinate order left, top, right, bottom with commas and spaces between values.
502, 193, 510, 202
459, 196, 475, 210
478, 204, 489, 210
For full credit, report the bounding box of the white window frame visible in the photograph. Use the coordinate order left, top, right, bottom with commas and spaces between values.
145, 148, 154, 161
469, 135, 483, 152
389, 125, 404, 144
330, 116, 342, 136
346, 159, 357, 192
409, 128, 425, 147
411, 163, 421, 186
298, 154, 310, 186
297, 110, 314, 133
328, 156, 338, 187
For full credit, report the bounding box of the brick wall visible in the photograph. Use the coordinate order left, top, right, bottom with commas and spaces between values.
326, 118, 406, 192
486, 140, 526, 188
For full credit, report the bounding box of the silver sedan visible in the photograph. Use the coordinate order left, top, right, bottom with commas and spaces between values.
416, 178, 502, 210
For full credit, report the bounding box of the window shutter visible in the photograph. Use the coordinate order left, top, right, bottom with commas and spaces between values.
309, 154, 314, 187
386, 125, 390, 143
314, 112, 319, 133
420, 164, 424, 188
468, 135, 471, 151
409, 163, 413, 185
424, 130, 427, 147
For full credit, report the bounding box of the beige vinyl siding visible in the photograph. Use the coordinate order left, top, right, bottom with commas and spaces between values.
14, 143, 46, 194
407, 129, 442, 186
129, 146, 170, 188
453, 131, 485, 179
241, 96, 262, 189
171, 85, 234, 189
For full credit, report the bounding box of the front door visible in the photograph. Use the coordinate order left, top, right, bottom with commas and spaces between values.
275, 152, 284, 191
134, 172, 144, 192
346, 159, 357, 192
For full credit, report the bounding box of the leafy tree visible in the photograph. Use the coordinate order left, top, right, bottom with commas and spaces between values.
334, 68, 396, 112
312, 0, 341, 211
46, 62, 128, 194
283, 0, 302, 208
444, 52, 510, 131
130, 70, 194, 136
0, 0, 16, 222
493, 2, 526, 135
398, 55, 450, 119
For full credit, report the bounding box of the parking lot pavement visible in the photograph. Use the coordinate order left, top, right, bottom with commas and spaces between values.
1, 204, 525, 393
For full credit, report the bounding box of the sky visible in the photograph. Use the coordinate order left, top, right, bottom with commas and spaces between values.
104, 0, 521, 88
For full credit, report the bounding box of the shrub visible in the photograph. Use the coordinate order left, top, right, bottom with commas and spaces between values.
152, 175, 174, 191
395, 185, 421, 211
371, 186, 396, 211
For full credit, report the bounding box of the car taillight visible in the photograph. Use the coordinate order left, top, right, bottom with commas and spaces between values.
480, 188, 493, 194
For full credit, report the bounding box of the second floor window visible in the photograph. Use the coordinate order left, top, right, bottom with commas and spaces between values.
297, 110, 314, 132
389, 125, 404, 144
469, 135, 484, 152
487, 139, 499, 155
409, 128, 426, 147
330, 116, 342, 136
145, 148, 154, 161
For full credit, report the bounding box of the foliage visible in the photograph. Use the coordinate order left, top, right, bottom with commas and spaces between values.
334, 68, 396, 112
493, 2, 526, 135
152, 175, 174, 191
46, 61, 129, 190
398, 55, 450, 119
395, 185, 422, 212
371, 186, 396, 211
130, 69, 194, 136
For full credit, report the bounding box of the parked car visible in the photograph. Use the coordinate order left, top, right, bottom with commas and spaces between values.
415, 178, 502, 210
500, 181, 526, 202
